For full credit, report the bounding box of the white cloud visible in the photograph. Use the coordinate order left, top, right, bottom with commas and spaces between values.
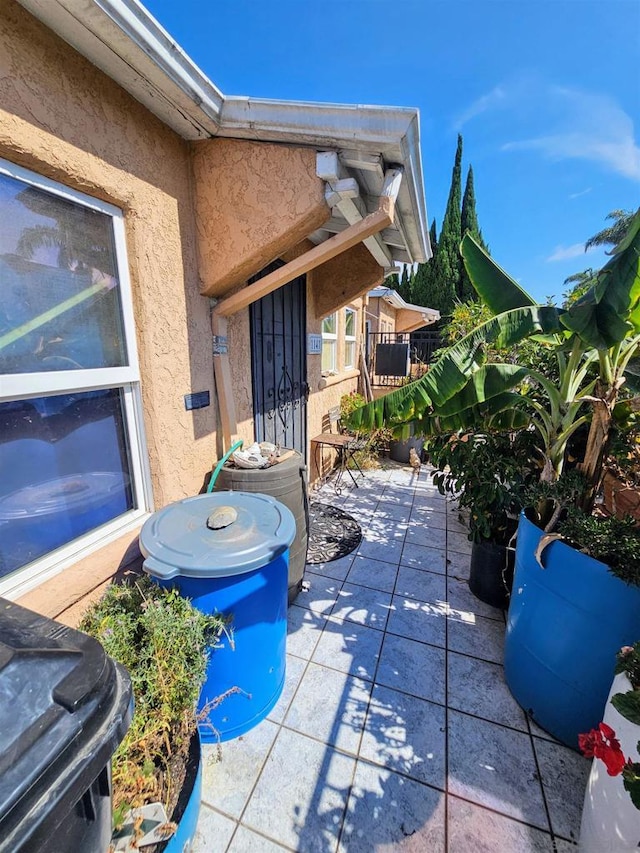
453, 86, 506, 129
546, 243, 600, 262
568, 188, 592, 200
546, 243, 587, 262
457, 79, 640, 181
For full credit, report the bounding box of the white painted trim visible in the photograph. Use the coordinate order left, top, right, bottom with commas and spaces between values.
15, 1, 431, 263
0, 158, 152, 590
0, 510, 150, 600
1, 369, 140, 400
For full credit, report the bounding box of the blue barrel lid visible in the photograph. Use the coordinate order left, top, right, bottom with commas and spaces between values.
140, 491, 296, 580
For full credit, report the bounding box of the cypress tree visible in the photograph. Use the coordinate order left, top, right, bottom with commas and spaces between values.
459, 165, 486, 301
397, 265, 413, 302
412, 219, 438, 309
428, 135, 462, 316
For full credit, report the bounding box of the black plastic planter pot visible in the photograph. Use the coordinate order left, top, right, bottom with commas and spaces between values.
389, 436, 424, 464
468, 540, 514, 609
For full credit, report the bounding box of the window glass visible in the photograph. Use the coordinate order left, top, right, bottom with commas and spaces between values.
0, 173, 127, 375
344, 308, 356, 369
0, 161, 144, 591
322, 314, 336, 335
321, 312, 337, 373
0, 389, 134, 577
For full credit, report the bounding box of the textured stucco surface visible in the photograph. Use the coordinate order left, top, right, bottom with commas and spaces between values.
313, 242, 385, 318
1, 4, 215, 526
192, 139, 330, 296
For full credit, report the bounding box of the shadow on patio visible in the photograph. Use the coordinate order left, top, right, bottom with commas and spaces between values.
193, 465, 589, 852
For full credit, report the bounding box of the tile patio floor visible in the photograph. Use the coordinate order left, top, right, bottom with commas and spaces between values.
192, 463, 590, 852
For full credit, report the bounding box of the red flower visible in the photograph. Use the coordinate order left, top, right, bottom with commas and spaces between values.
579, 723, 628, 776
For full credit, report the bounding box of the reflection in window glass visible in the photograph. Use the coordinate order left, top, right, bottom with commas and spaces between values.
0, 172, 127, 375
0, 389, 134, 577
321, 312, 337, 373
345, 308, 356, 369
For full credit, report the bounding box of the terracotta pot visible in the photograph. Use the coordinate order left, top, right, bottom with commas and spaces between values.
580, 673, 640, 852
602, 470, 640, 523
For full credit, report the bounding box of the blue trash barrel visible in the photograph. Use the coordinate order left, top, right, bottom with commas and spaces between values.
139, 491, 295, 743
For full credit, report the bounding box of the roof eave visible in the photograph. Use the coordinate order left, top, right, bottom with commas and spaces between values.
16, 0, 431, 262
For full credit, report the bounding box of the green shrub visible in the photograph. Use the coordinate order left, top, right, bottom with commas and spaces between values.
557, 511, 640, 586
80, 576, 228, 822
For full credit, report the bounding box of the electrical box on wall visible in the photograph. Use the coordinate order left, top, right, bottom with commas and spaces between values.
307, 334, 322, 354
184, 391, 210, 410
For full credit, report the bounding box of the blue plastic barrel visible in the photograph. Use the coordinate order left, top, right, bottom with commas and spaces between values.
139, 491, 296, 743
505, 512, 640, 748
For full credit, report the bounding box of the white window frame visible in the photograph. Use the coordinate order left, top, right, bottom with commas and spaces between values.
321, 312, 338, 374
344, 308, 356, 370
0, 157, 152, 598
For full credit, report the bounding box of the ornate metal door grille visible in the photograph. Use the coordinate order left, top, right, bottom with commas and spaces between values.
250, 264, 307, 457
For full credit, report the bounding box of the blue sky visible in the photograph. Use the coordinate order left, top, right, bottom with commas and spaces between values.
145, 0, 639, 304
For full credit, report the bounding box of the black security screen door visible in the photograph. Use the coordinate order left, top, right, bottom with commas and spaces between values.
250, 263, 307, 458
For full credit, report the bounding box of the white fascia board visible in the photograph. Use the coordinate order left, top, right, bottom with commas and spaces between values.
368, 288, 439, 320
17, 0, 224, 137
16, 0, 430, 262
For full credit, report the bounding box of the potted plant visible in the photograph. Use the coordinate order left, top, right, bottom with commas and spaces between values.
80, 576, 227, 851
347, 209, 640, 747
579, 643, 640, 851
428, 429, 537, 608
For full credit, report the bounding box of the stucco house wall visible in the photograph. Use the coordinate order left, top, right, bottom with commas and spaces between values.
1, 0, 215, 512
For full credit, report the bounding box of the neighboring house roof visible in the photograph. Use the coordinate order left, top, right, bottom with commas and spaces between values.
368, 286, 440, 332
16, 0, 431, 267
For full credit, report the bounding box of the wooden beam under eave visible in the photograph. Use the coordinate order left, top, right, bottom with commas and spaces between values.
213, 206, 392, 317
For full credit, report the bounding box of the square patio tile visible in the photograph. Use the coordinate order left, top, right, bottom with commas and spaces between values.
447, 611, 505, 664
201, 718, 279, 818
267, 654, 308, 724
445, 550, 472, 578
338, 760, 446, 852
359, 684, 446, 789
228, 825, 290, 852
447, 530, 473, 555
447, 797, 554, 853
412, 495, 446, 512
405, 524, 446, 549
373, 503, 411, 522
345, 555, 398, 593
447, 710, 548, 830
446, 574, 505, 622
357, 538, 403, 564
447, 651, 527, 731
446, 509, 470, 536
331, 582, 393, 631
296, 572, 343, 616
242, 727, 356, 853
376, 633, 446, 705
192, 805, 237, 853
400, 543, 447, 575
283, 662, 372, 755
287, 604, 328, 660
408, 509, 446, 530
386, 595, 447, 649
312, 615, 384, 682
533, 736, 591, 842
395, 566, 446, 605
305, 553, 355, 582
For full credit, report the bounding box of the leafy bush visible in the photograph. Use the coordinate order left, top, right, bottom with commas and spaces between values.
557, 511, 640, 586
429, 430, 538, 544
340, 392, 393, 468
80, 576, 227, 823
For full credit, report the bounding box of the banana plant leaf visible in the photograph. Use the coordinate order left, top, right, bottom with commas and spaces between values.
416, 392, 532, 436
347, 305, 561, 432
461, 233, 537, 313
560, 209, 640, 349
